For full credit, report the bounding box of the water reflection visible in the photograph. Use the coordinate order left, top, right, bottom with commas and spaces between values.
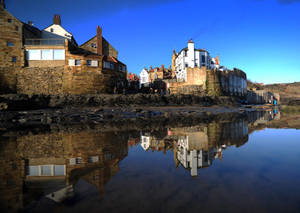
141, 118, 250, 176
0, 131, 128, 212
0, 109, 283, 212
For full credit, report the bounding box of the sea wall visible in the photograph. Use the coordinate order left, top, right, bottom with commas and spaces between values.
167, 67, 247, 97
0, 66, 126, 95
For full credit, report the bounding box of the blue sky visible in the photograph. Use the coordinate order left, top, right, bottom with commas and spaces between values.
6, 0, 300, 84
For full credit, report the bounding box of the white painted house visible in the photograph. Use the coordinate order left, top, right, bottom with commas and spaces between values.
173, 40, 212, 81
41, 14, 77, 45
139, 68, 150, 88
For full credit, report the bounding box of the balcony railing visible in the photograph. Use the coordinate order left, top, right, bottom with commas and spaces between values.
25, 38, 65, 46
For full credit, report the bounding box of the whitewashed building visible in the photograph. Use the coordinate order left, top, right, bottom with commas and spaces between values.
41, 14, 77, 45
173, 40, 212, 81
139, 68, 150, 88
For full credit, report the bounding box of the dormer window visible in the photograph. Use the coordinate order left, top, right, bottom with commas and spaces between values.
50, 28, 54, 32
91, 43, 97, 48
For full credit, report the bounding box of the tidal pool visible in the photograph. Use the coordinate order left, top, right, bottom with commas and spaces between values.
1, 110, 300, 213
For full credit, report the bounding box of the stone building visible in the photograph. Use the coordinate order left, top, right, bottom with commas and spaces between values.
0, 1, 127, 95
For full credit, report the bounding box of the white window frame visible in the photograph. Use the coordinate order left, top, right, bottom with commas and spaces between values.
41, 49, 53, 60
27, 49, 41, 60
53, 49, 65, 60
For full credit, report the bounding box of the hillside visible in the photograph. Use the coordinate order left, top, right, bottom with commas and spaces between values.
247, 81, 300, 104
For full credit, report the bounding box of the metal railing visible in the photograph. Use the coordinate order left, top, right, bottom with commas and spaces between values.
25, 38, 65, 46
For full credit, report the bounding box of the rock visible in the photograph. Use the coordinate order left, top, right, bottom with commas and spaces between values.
0, 102, 8, 110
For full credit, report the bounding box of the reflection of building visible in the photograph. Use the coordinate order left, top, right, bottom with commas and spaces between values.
176, 135, 219, 176
140, 119, 250, 176
0, 130, 128, 212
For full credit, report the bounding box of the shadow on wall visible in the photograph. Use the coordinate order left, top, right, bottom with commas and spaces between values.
0, 68, 17, 94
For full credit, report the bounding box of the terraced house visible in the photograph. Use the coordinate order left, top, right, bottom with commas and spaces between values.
0, 0, 127, 95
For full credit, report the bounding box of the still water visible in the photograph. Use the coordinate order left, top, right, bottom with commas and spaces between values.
1, 110, 300, 213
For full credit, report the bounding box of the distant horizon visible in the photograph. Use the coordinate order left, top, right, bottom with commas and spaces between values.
6, 0, 300, 84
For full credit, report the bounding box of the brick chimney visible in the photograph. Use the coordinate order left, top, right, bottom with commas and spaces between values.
161, 64, 165, 71
96, 26, 103, 55
216, 56, 220, 65
53, 14, 61, 25
0, 0, 5, 9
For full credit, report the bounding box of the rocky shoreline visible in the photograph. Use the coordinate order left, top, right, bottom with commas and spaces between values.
0, 94, 241, 111
0, 105, 258, 132
0, 94, 263, 133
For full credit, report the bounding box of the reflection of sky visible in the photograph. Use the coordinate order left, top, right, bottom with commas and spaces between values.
33, 128, 300, 213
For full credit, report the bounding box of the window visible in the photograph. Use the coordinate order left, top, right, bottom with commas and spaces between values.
104, 61, 114, 69
201, 55, 206, 63
75, 59, 81, 66
75, 157, 82, 164
41, 165, 52, 176
88, 156, 99, 163
104, 61, 110, 68
54, 165, 65, 176
7, 42, 14, 47
41, 49, 53, 60
15, 26, 18, 31
7, 19, 12, 23
185, 63, 188, 68
12, 57, 17, 63
50, 28, 54, 32
110, 63, 114, 70
195, 63, 198, 67
53, 49, 65, 60
27, 166, 39, 176
87, 60, 98, 67
27, 49, 41, 60
68, 59, 75, 66
91, 43, 97, 48
184, 50, 188, 57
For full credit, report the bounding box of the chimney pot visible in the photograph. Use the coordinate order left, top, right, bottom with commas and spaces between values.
28, 21, 33, 26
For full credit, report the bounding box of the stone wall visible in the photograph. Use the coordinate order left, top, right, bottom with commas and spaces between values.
0, 7, 24, 68
0, 67, 17, 93
17, 66, 64, 95
167, 67, 247, 97
247, 90, 280, 104
0, 65, 126, 95
26, 60, 65, 67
